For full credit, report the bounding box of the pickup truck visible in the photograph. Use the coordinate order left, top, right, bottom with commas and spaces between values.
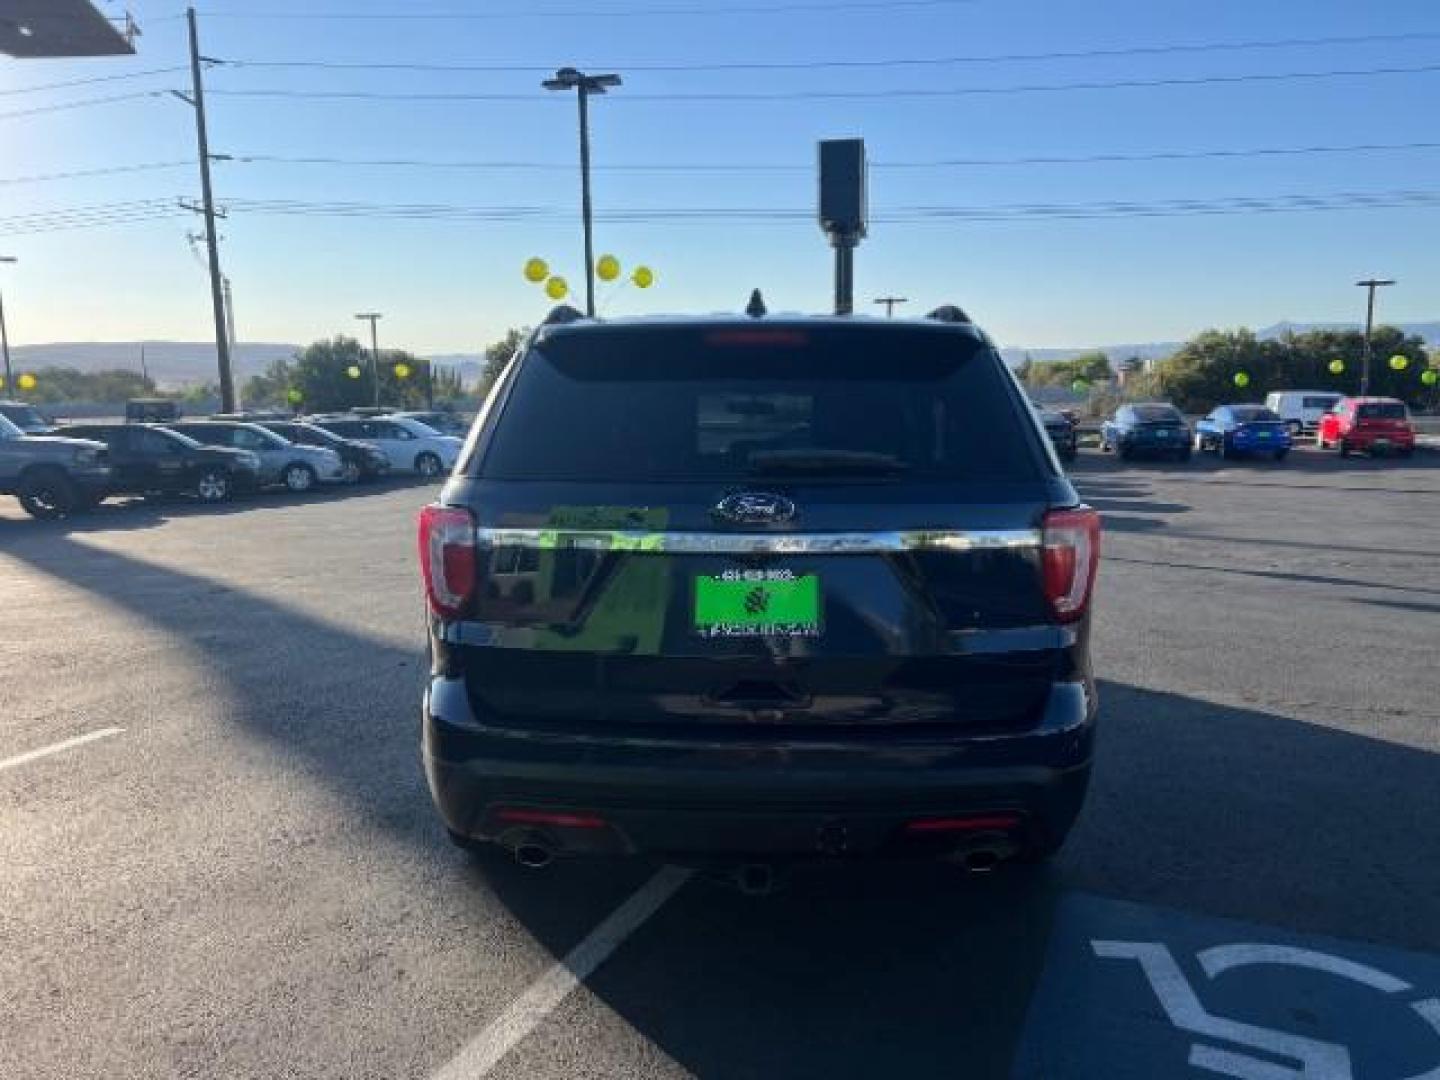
0, 412, 112, 519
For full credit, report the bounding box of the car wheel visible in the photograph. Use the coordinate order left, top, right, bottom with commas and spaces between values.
18, 468, 78, 520
415, 451, 444, 478
283, 462, 317, 493
195, 469, 231, 503
340, 461, 362, 484
1274, 449, 1289, 462
1287, 421, 1303, 438
1397, 447, 1415, 458
1338, 439, 1351, 458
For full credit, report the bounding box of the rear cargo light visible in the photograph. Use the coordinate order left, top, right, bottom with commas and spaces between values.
1041, 506, 1101, 623
905, 814, 1022, 834
418, 504, 477, 620
495, 808, 606, 830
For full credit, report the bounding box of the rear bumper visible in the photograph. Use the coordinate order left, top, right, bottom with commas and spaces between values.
422, 677, 1096, 859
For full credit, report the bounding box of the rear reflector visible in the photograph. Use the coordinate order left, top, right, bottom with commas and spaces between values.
418, 504, 477, 620
905, 814, 1022, 834
495, 808, 607, 830
1041, 506, 1101, 623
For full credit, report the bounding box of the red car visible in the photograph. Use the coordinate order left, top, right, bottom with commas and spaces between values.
1316, 397, 1416, 457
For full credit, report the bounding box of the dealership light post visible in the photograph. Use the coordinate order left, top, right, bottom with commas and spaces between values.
542, 67, 621, 318
355, 312, 382, 408
1356, 278, 1395, 397
0, 256, 15, 393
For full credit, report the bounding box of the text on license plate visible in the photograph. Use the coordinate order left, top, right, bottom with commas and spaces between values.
694, 571, 821, 638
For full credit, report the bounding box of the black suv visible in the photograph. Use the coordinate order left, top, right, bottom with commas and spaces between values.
58, 423, 261, 503
1037, 407, 1079, 463
420, 313, 1099, 874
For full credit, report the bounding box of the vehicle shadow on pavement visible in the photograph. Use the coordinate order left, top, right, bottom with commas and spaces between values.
8, 536, 1439, 1078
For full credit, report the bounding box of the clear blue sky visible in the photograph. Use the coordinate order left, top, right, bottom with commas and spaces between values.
2, 0, 1438, 355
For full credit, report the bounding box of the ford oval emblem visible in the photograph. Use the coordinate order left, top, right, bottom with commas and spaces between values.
713, 491, 797, 525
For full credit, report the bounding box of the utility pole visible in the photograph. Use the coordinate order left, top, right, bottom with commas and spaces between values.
355, 312, 382, 408
175, 7, 234, 412
0, 256, 15, 393
542, 68, 622, 318
139, 344, 149, 386
1356, 278, 1395, 397
874, 296, 908, 318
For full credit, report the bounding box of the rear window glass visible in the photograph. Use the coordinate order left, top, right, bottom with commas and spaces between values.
1303, 396, 1340, 410
1131, 405, 1182, 423
1357, 402, 1408, 420
1231, 407, 1280, 422
478, 326, 1043, 483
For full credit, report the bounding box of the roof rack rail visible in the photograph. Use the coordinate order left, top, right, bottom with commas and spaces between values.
542, 304, 586, 326
926, 304, 971, 324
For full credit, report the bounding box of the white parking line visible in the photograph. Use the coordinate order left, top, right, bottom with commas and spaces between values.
431, 864, 693, 1080
0, 728, 124, 774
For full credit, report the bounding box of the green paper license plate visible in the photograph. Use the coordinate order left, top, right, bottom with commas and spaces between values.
694, 571, 821, 638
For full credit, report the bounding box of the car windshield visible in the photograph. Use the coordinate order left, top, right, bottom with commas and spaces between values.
1231, 407, 1280, 422
1131, 405, 1182, 423
0, 403, 47, 428
399, 418, 442, 437
0, 412, 22, 437
478, 326, 1043, 483
154, 427, 202, 449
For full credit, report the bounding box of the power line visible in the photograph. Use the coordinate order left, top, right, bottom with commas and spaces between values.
221, 31, 1440, 75
0, 90, 165, 122
203, 62, 1440, 106
0, 65, 190, 97
198, 0, 982, 21
0, 161, 194, 186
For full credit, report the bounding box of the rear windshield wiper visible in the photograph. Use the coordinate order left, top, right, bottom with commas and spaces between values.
744, 449, 912, 476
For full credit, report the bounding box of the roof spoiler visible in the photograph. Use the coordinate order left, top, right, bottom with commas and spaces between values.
542, 304, 586, 326
926, 304, 972, 324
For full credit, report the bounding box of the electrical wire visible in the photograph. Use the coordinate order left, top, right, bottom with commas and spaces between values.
0, 162, 194, 186
0, 65, 190, 97
198, 0, 983, 21
0, 90, 165, 122
203, 62, 1440, 106
221, 31, 1440, 76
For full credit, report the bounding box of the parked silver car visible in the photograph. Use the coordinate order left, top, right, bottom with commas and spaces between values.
167, 421, 346, 492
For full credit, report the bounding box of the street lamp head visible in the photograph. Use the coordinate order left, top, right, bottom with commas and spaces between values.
543, 68, 621, 93
0, 256, 16, 265
1355, 279, 1396, 287
354, 312, 382, 320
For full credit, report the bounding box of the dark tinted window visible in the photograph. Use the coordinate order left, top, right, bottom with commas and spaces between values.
320, 420, 361, 437
1131, 405, 1182, 423
0, 403, 47, 428
1357, 402, 1408, 420
172, 425, 226, 446
1231, 406, 1280, 422
1303, 395, 1340, 410
479, 325, 1043, 483
137, 428, 185, 455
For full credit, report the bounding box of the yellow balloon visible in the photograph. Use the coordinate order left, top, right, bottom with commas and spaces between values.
393, 362, 411, 380
523, 257, 549, 283
1388, 354, 1409, 372
545, 275, 569, 301
17, 372, 37, 391
1328, 359, 1345, 375
346, 365, 362, 379
596, 254, 621, 282
632, 265, 655, 289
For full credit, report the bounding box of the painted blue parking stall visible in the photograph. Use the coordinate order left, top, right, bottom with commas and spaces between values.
1013, 893, 1440, 1080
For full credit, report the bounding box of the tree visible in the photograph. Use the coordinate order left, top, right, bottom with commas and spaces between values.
241, 357, 294, 410
18, 367, 155, 405
1025, 350, 1114, 389
480, 328, 529, 393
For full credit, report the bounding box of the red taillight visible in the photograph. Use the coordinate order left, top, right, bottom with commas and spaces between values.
1041, 506, 1101, 623
418, 504, 477, 620
495, 808, 606, 830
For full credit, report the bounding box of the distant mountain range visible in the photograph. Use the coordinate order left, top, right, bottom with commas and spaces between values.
9, 321, 1437, 386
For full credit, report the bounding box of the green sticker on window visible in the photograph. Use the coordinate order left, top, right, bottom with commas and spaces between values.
694, 572, 820, 638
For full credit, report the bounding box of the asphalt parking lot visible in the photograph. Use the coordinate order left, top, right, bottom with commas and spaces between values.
3, 449, 1438, 1080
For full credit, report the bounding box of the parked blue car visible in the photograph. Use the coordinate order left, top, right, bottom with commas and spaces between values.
1194, 404, 1292, 461
1100, 403, 1192, 462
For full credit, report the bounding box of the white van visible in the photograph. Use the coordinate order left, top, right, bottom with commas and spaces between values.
1264, 390, 1342, 435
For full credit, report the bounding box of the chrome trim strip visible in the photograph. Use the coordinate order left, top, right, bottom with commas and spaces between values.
473, 527, 1040, 555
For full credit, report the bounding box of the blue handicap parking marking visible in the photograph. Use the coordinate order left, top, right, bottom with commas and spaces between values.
1013, 892, 1440, 1080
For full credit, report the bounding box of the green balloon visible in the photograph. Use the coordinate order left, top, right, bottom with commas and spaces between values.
1071, 379, 1090, 394
1389, 354, 1409, 372
286, 388, 303, 405
1233, 372, 1250, 388
1422, 369, 1439, 387
1328, 359, 1345, 375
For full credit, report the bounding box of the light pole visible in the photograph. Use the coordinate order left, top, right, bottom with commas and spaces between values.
355, 312, 382, 408
1356, 278, 1395, 397
542, 67, 621, 318
874, 296, 908, 318
0, 256, 15, 394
